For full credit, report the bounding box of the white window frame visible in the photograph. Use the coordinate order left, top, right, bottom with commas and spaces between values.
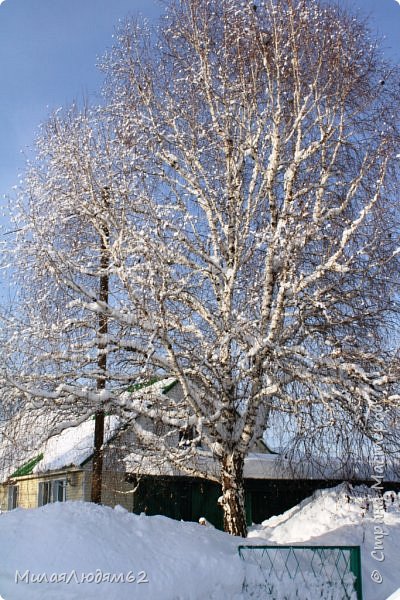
8, 484, 19, 510
38, 479, 67, 506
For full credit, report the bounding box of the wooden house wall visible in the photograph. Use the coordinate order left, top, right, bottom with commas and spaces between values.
1, 469, 86, 510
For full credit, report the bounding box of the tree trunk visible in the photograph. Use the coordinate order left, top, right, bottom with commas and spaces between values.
91, 409, 105, 503
90, 188, 109, 504
220, 451, 247, 537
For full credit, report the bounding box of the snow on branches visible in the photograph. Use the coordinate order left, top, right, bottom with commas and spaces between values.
2, 0, 400, 535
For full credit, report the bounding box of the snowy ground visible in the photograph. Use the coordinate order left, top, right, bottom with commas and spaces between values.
0, 484, 399, 599
248, 484, 400, 600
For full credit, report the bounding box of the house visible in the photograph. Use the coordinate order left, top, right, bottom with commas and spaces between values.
0, 412, 135, 513
0, 378, 187, 512
0, 378, 278, 524
1, 379, 399, 529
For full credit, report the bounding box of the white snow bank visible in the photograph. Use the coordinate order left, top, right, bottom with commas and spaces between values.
0, 501, 244, 600
1, 484, 399, 599
248, 483, 400, 600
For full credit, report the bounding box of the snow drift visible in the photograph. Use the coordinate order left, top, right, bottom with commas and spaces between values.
249, 483, 400, 600
0, 484, 399, 599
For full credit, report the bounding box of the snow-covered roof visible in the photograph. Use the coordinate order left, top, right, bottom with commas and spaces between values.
124, 450, 291, 480
0, 408, 61, 482
0, 377, 178, 482
32, 415, 121, 474
2, 374, 399, 484
0, 415, 121, 482
124, 449, 400, 482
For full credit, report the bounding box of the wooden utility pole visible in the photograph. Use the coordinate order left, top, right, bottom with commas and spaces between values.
91, 187, 110, 503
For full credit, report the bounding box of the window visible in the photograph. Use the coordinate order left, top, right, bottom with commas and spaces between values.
39, 481, 52, 506
8, 485, 19, 510
38, 479, 66, 506
53, 479, 67, 502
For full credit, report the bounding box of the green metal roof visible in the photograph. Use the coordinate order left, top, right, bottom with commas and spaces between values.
11, 453, 44, 478
161, 379, 178, 395
127, 378, 178, 394
127, 377, 160, 393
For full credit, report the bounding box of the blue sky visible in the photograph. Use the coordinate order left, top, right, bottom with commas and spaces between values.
0, 0, 161, 203
0, 0, 399, 204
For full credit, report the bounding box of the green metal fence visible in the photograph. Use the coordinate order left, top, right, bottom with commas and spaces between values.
238, 545, 362, 600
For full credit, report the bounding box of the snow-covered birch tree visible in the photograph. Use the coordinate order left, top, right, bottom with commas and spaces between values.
99, 0, 400, 535
3, 105, 145, 501
5, 0, 400, 537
